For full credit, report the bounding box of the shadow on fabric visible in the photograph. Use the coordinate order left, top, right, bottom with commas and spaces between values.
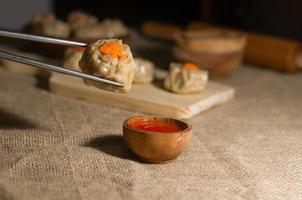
34, 74, 50, 91
0, 108, 37, 130
83, 135, 140, 163
0, 185, 14, 200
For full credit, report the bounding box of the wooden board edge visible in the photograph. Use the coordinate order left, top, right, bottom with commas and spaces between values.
183, 87, 235, 119
49, 74, 183, 118
1, 62, 50, 77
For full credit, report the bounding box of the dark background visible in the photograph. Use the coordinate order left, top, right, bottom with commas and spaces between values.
54, 0, 200, 26
0, 0, 301, 41
54, 0, 302, 40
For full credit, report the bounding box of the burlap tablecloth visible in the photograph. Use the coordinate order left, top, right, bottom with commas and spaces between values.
0, 64, 302, 199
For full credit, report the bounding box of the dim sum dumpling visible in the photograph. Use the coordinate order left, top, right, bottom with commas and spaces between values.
63, 47, 85, 71
79, 39, 136, 93
133, 58, 155, 84
73, 19, 128, 39
101, 19, 129, 38
67, 11, 98, 31
24, 13, 70, 38
164, 62, 208, 94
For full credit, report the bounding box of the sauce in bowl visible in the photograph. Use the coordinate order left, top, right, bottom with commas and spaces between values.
127, 117, 185, 133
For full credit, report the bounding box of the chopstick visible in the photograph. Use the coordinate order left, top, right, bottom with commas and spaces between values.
0, 50, 124, 87
0, 29, 88, 47
0, 29, 124, 87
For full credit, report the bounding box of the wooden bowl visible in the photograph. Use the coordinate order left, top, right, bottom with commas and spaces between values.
123, 116, 192, 164
173, 46, 244, 78
173, 29, 246, 78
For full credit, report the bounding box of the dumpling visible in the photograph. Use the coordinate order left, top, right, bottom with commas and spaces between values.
63, 47, 85, 71
67, 11, 97, 31
100, 19, 129, 38
24, 13, 70, 38
133, 58, 155, 84
79, 39, 136, 92
164, 62, 208, 94
73, 19, 129, 39
72, 24, 106, 39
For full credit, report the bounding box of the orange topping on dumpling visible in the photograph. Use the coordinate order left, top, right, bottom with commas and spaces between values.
99, 42, 126, 60
183, 63, 199, 72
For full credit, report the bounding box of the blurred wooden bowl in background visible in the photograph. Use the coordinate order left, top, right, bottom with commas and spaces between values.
173, 29, 246, 78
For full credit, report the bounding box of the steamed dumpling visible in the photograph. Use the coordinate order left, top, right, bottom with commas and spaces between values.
63, 47, 85, 71
67, 11, 97, 31
79, 39, 136, 93
73, 19, 129, 39
164, 62, 208, 94
133, 58, 155, 84
24, 13, 70, 38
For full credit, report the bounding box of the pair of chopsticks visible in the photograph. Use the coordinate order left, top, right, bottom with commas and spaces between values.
0, 30, 123, 87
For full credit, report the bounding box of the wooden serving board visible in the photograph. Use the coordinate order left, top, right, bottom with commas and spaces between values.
50, 73, 234, 119
0, 44, 57, 77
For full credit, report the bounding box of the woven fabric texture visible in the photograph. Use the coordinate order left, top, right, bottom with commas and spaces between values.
0, 66, 302, 200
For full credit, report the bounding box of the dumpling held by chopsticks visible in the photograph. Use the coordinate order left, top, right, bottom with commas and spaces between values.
79, 39, 136, 92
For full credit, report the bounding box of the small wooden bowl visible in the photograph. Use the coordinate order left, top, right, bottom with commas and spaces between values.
123, 116, 192, 164
173, 46, 244, 78
173, 29, 246, 78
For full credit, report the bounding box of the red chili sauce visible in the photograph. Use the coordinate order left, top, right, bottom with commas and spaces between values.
127, 118, 182, 133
